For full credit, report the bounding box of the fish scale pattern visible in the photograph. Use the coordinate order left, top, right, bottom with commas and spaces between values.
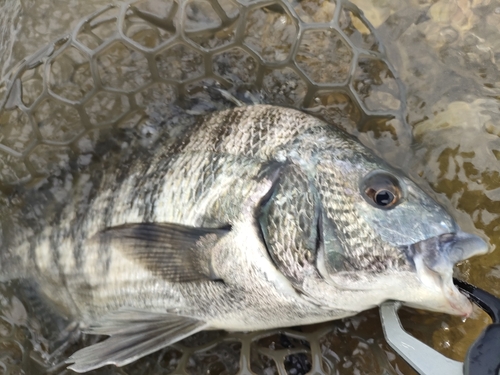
0, 282, 417, 375
0, 0, 412, 374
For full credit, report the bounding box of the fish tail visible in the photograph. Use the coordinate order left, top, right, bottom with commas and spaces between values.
0, 244, 28, 282
0, 212, 31, 282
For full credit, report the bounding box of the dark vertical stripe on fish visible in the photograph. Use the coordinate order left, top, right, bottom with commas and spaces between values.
50, 227, 66, 287
211, 109, 239, 152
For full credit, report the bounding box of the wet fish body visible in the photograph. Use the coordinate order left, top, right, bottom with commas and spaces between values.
3, 105, 488, 372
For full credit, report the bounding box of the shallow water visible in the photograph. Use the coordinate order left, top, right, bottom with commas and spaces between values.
0, 0, 498, 374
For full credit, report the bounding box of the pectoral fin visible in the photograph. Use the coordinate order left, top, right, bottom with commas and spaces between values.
66, 310, 208, 372
94, 222, 230, 282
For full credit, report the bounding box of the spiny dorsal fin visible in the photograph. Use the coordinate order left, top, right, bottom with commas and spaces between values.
94, 222, 230, 282
67, 309, 207, 372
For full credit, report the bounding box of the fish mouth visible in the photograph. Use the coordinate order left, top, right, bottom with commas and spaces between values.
407, 231, 489, 317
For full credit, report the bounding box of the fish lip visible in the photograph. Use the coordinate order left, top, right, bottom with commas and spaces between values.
407, 231, 489, 317
412, 253, 473, 316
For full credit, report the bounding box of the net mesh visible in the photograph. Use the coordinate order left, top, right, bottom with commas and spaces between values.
0, 0, 407, 189
0, 0, 416, 374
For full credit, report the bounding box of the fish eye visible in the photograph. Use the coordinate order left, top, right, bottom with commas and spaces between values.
360, 171, 403, 209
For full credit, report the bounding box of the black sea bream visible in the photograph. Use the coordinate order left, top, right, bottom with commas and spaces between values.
1, 105, 488, 372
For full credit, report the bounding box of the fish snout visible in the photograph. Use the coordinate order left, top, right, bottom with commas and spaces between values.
438, 231, 489, 264
408, 231, 489, 317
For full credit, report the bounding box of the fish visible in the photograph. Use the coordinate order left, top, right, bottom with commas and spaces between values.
0, 104, 489, 372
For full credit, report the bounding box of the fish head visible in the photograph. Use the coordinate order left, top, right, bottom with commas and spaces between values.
283, 128, 489, 317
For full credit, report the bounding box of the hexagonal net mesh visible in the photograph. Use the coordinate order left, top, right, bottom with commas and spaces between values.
0, 0, 415, 374
0, 0, 407, 190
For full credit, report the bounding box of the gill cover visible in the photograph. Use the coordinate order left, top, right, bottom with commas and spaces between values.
258, 163, 321, 282
257, 161, 354, 285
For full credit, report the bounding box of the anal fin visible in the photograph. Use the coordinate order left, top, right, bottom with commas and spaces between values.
66, 309, 208, 372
